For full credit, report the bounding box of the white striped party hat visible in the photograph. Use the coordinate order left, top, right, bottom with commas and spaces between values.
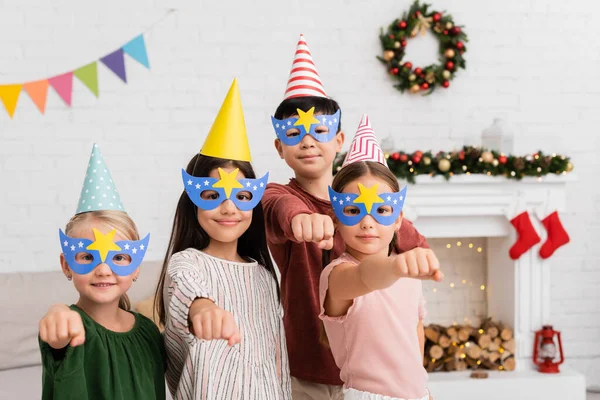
283, 34, 327, 99
76, 143, 125, 214
342, 114, 387, 168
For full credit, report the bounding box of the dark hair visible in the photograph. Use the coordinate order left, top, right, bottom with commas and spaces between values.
322, 161, 400, 268
154, 154, 279, 326
274, 96, 342, 133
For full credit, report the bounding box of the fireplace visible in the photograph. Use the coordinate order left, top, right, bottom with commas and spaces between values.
402, 174, 586, 400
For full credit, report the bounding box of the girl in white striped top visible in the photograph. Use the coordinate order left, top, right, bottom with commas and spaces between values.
154, 152, 291, 400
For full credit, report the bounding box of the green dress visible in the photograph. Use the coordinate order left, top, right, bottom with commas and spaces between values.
39, 305, 166, 400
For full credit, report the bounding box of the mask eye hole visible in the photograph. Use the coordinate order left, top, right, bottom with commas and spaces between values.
285, 128, 300, 138
342, 206, 361, 216
200, 190, 220, 200
236, 191, 253, 202
376, 205, 393, 215
314, 125, 329, 134
112, 254, 132, 266
75, 252, 94, 264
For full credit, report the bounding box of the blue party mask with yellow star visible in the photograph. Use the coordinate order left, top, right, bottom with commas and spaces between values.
182, 168, 268, 211
329, 183, 407, 226
59, 228, 150, 276
272, 107, 340, 146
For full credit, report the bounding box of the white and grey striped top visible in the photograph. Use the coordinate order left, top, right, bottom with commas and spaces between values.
164, 248, 292, 400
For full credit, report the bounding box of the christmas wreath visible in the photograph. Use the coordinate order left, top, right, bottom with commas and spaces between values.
334, 147, 574, 184
378, 0, 467, 94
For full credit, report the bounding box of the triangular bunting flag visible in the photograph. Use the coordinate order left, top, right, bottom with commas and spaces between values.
23, 80, 50, 114
74, 62, 99, 97
101, 49, 127, 83
122, 35, 149, 69
48, 72, 74, 106
0, 84, 23, 118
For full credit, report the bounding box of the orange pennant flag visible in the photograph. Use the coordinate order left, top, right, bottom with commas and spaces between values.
0, 84, 23, 118
23, 80, 50, 114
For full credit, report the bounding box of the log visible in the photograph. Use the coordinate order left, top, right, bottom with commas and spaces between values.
444, 357, 467, 372
487, 351, 501, 363
458, 326, 473, 342
425, 356, 444, 372
424, 325, 441, 343
501, 356, 516, 371
482, 359, 500, 370
466, 342, 483, 359
500, 350, 513, 362
502, 339, 515, 353
447, 344, 465, 358
475, 332, 492, 350
482, 318, 500, 338
439, 334, 452, 348
429, 345, 444, 360
470, 371, 489, 379
446, 326, 459, 342
465, 356, 480, 369
500, 327, 513, 341
488, 337, 502, 352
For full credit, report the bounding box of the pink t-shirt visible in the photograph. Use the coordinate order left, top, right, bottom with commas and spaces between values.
319, 252, 428, 399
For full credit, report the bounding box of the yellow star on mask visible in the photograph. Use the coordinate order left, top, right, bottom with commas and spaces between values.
212, 167, 243, 198
353, 183, 384, 214
294, 107, 321, 133
86, 228, 121, 263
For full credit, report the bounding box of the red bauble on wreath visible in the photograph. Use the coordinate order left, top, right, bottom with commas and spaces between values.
379, 0, 468, 95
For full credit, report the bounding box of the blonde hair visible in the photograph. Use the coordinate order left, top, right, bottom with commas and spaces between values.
65, 210, 140, 310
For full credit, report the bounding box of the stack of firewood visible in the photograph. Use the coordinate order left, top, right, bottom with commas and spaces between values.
423, 318, 516, 372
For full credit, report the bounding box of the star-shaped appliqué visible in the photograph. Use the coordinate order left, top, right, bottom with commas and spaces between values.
294, 107, 321, 132
86, 229, 121, 263
353, 183, 384, 214
212, 168, 243, 198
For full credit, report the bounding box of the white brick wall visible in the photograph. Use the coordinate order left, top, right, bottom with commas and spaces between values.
1, 0, 598, 386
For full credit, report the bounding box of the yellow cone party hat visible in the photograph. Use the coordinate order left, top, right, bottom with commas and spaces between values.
200, 79, 252, 162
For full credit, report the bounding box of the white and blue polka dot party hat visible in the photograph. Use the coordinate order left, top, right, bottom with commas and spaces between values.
76, 143, 125, 214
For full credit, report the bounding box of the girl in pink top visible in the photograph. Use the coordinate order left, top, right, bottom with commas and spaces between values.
319, 157, 443, 400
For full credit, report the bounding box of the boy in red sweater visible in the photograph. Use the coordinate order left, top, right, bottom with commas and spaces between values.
263, 35, 438, 400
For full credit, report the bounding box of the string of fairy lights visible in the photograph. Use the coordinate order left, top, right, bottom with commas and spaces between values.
427, 239, 487, 327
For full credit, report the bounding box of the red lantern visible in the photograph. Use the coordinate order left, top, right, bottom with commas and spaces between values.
533, 325, 564, 373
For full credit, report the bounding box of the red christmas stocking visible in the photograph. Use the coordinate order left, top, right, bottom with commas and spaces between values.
539, 211, 570, 259
509, 211, 541, 260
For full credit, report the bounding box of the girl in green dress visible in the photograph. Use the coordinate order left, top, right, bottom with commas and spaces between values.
38, 144, 166, 400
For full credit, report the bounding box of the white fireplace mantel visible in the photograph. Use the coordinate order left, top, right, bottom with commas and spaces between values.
403, 174, 575, 239
400, 174, 586, 400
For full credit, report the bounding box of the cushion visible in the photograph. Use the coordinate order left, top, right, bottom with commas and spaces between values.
0, 260, 163, 371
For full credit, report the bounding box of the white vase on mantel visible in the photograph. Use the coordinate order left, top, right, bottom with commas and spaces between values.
481, 118, 515, 154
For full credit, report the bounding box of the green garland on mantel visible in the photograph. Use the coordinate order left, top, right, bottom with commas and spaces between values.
333, 146, 574, 184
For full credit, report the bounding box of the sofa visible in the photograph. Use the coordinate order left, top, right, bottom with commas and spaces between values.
0, 260, 173, 399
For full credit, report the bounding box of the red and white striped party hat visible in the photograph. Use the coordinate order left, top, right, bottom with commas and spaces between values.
283, 34, 327, 99
342, 114, 387, 168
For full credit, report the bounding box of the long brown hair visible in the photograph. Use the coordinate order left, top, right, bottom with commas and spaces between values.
65, 210, 139, 310
153, 154, 280, 326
